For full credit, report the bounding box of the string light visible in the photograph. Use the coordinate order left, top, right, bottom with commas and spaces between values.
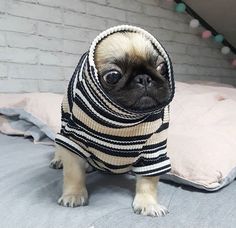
175, 3, 186, 13
232, 59, 236, 67
221, 46, 230, 55
201, 30, 212, 39
214, 34, 224, 43
173, 1, 235, 65
189, 19, 200, 28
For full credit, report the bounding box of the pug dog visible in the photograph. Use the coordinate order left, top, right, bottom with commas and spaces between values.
50, 25, 174, 217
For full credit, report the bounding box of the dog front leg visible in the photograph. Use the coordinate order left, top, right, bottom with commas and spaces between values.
133, 176, 168, 217
57, 145, 88, 207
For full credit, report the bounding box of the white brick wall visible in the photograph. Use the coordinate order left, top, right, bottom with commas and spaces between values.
0, 0, 235, 93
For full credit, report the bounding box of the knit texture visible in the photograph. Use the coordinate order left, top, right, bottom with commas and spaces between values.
55, 25, 175, 176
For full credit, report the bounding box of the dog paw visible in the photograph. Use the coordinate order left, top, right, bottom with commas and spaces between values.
58, 190, 88, 207
133, 193, 169, 217
49, 158, 63, 169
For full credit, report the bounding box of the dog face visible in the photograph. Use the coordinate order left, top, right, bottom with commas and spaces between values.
94, 32, 170, 112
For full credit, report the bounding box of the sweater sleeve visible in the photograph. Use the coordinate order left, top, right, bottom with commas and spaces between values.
132, 106, 171, 176
55, 53, 90, 159
56, 52, 88, 135
132, 156, 171, 176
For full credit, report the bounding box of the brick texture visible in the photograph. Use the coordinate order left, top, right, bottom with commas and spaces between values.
0, 0, 235, 93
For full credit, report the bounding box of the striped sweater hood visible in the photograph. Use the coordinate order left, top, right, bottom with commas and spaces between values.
80, 25, 175, 124
55, 25, 175, 176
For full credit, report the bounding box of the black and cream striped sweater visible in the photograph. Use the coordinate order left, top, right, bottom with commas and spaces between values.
55, 25, 175, 176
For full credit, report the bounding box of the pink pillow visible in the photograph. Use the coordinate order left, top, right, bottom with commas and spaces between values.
163, 82, 236, 190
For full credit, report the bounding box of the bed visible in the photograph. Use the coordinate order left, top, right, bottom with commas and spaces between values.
1, 81, 236, 228
1, 133, 236, 228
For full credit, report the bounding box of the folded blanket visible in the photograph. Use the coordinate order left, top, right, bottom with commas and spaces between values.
0, 93, 63, 145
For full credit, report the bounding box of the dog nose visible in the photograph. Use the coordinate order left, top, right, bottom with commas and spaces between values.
134, 74, 152, 87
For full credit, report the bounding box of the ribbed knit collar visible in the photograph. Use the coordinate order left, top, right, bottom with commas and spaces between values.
76, 25, 175, 121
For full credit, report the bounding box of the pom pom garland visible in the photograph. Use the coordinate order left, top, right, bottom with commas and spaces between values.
173, 1, 235, 66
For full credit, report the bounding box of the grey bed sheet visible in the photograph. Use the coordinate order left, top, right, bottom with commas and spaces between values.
1, 133, 236, 228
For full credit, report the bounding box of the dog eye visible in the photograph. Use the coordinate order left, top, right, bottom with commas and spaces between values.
103, 71, 122, 85
156, 62, 167, 76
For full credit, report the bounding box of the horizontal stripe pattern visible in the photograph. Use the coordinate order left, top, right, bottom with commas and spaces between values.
55, 26, 174, 177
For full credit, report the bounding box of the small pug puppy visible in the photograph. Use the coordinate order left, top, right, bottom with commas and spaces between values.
50, 26, 174, 217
